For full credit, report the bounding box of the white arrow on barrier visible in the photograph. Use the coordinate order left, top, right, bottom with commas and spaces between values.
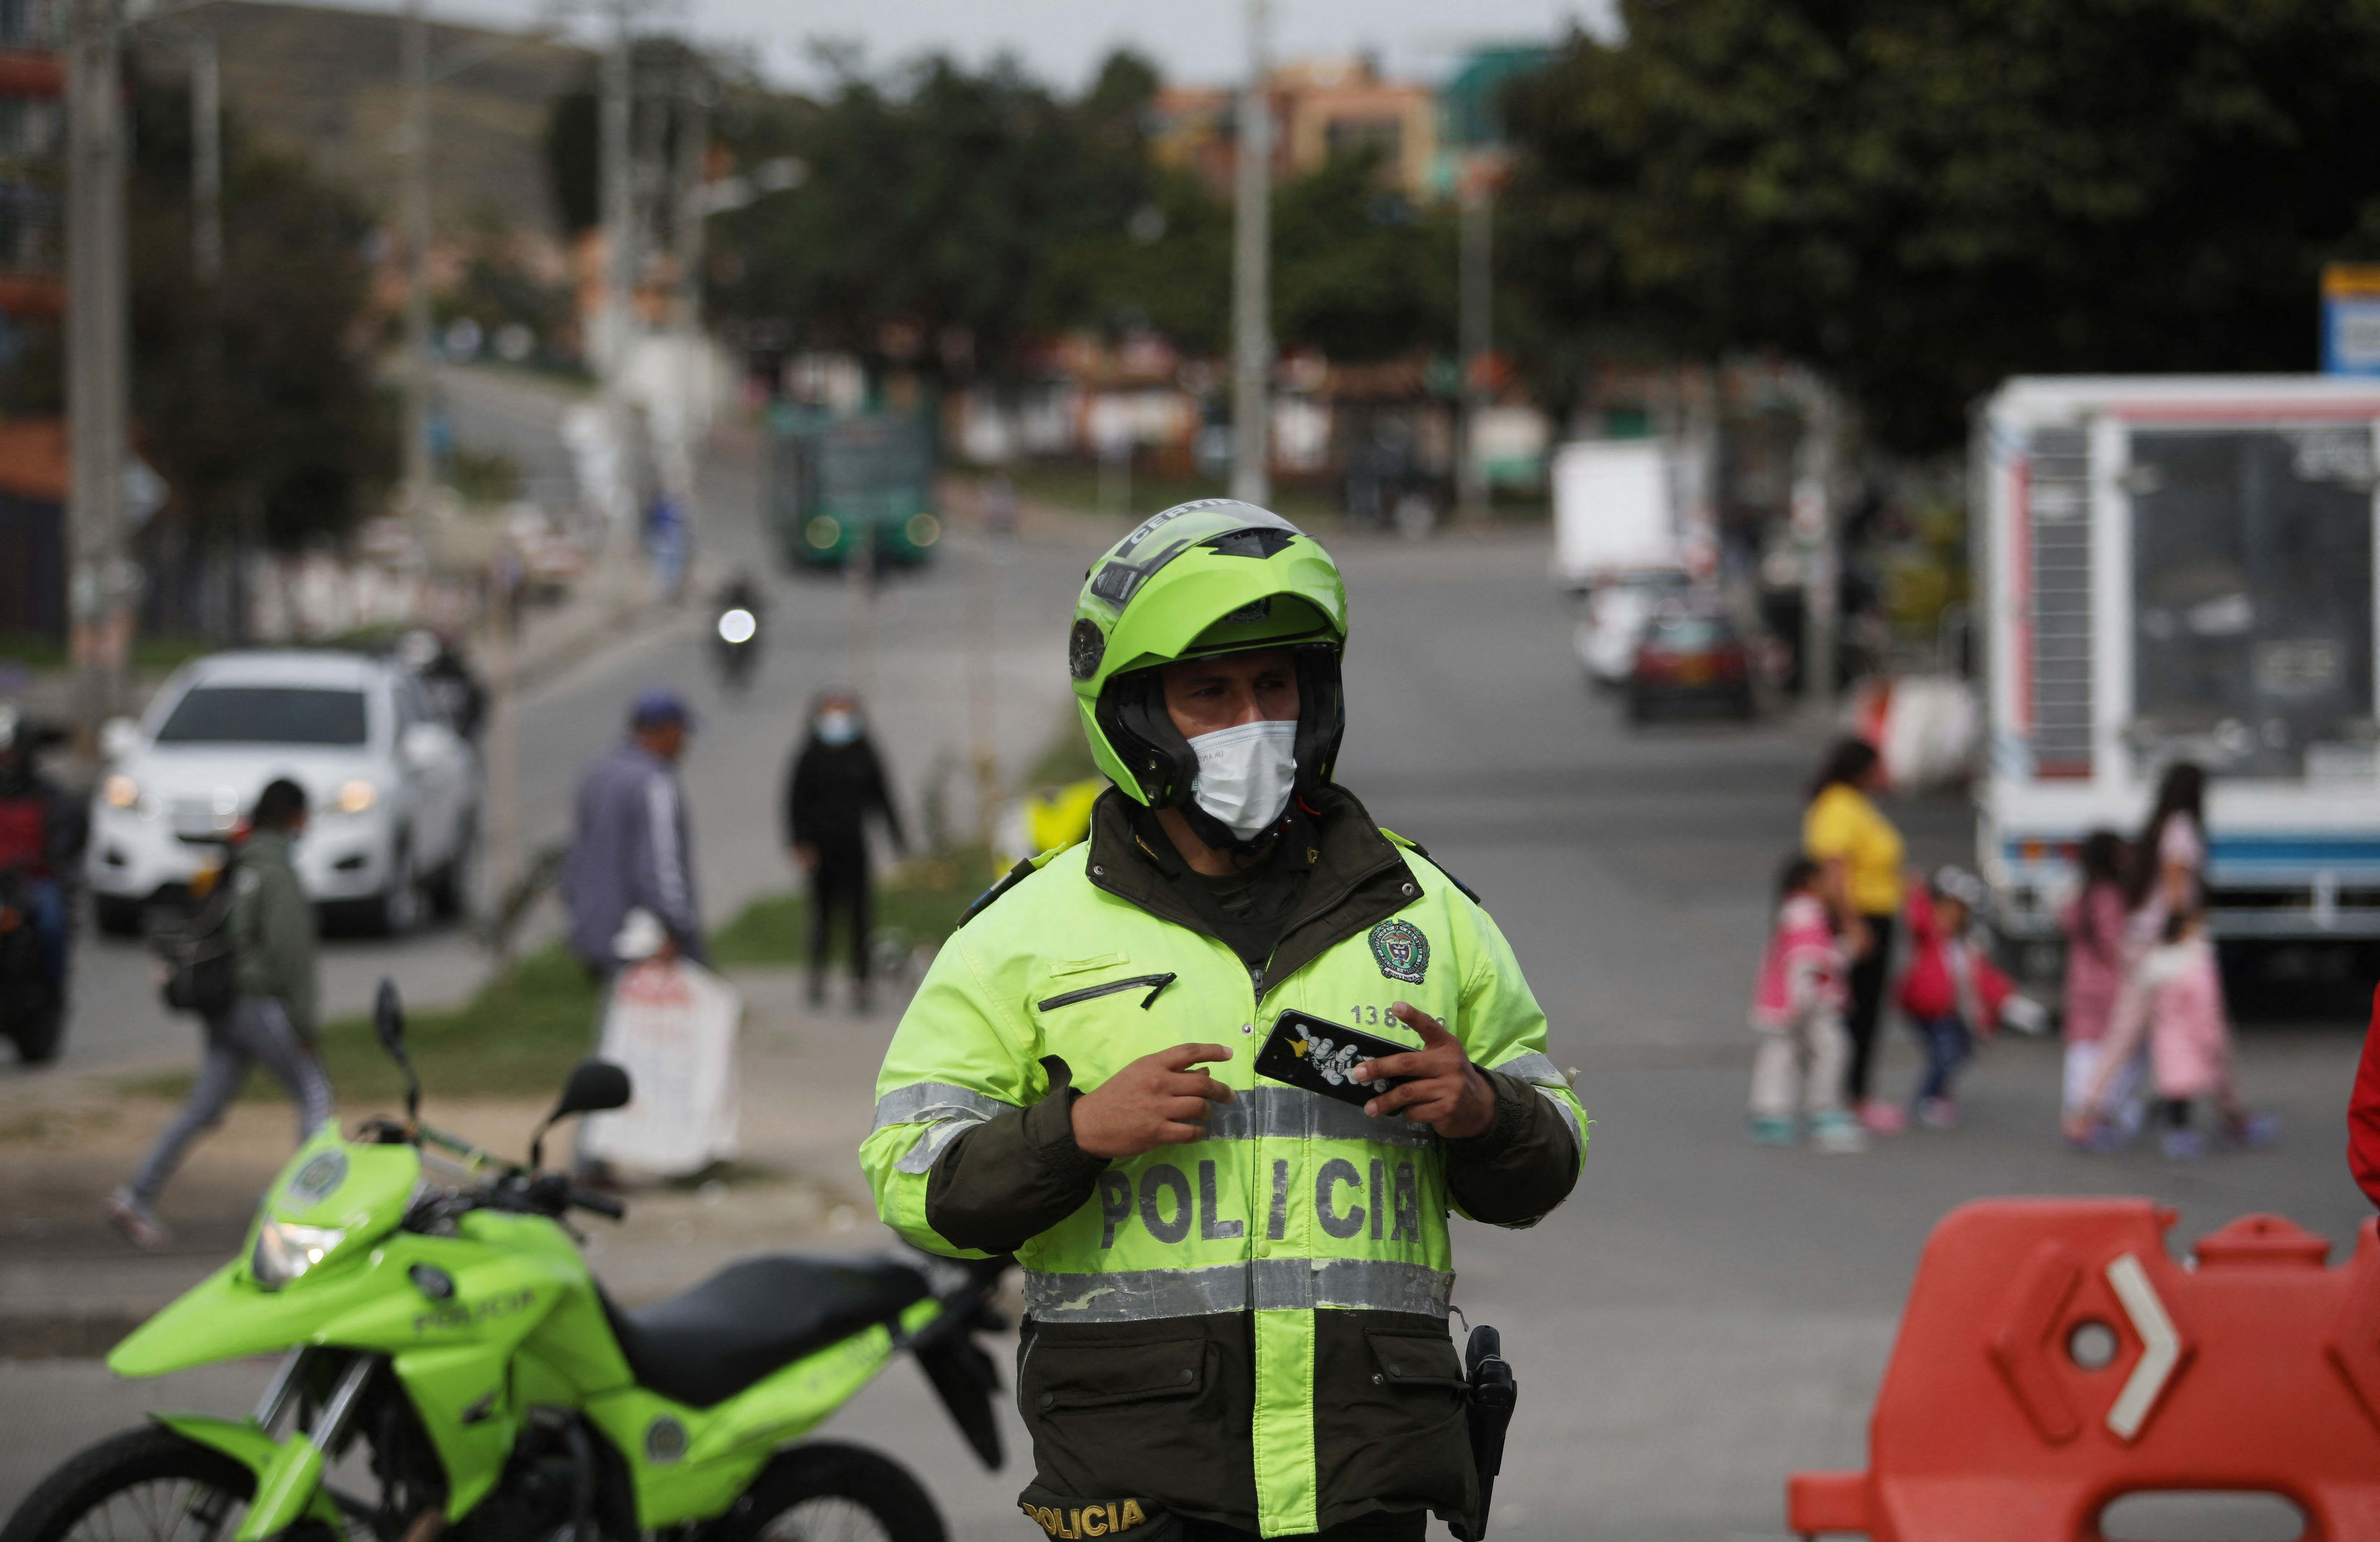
2104, 1252, 2182, 1440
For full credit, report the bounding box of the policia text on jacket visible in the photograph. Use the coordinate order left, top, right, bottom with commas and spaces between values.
863, 502, 1586, 1542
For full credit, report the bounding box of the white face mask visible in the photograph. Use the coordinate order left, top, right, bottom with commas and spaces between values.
816, 710, 861, 746
1186, 718, 1299, 841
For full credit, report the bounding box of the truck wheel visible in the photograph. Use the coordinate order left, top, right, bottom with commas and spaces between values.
712, 1443, 946, 1542
0, 1425, 253, 1542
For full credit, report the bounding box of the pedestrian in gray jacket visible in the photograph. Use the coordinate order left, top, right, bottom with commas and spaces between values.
110, 778, 333, 1249
561, 690, 705, 974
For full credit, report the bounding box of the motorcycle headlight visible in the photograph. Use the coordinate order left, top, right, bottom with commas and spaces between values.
717, 607, 757, 644
251, 1217, 346, 1289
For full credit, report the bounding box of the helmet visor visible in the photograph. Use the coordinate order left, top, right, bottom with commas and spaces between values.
1084, 501, 1303, 610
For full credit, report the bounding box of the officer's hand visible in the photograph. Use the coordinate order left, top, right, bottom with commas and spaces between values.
1071, 1043, 1235, 1160
1354, 1005, 1497, 1139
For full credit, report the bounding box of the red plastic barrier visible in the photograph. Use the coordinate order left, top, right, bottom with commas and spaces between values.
1787, 1199, 2380, 1540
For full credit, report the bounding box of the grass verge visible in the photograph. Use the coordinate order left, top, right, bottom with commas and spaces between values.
710, 846, 1006, 969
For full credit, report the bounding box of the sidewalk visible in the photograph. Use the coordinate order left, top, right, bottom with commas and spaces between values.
0, 966, 906, 1358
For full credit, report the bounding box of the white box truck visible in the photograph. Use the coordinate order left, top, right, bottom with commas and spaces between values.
1974, 376, 2380, 960
1551, 440, 1686, 588
1553, 441, 1695, 684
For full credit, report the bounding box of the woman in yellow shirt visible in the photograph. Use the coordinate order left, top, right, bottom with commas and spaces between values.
1803, 737, 1906, 1133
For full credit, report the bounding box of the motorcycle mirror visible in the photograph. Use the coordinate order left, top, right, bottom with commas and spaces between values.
555, 1060, 632, 1119
372, 977, 421, 1121
528, 1060, 631, 1171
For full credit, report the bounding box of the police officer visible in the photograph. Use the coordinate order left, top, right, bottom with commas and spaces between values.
863, 502, 1585, 1542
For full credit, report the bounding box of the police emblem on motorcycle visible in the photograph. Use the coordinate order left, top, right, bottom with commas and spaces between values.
1368, 919, 1429, 984
645, 1416, 687, 1463
287, 1150, 348, 1204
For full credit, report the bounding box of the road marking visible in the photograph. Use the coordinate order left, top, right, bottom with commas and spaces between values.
2104, 1252, 2180, 1440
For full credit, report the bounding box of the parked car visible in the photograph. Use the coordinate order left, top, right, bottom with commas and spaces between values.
1628, 609, 1755, 723
87, 650, 480, 936
1574, 568, 1693, 687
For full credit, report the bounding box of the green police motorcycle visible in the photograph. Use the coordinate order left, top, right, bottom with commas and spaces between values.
2, 982, 1008, 1542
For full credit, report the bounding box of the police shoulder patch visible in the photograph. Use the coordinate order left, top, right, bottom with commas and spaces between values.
1368, 917, 1430, 985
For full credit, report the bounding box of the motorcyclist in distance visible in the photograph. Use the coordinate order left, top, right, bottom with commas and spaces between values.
399, 629, 487, 742
0, 704, 84, 1005
712, 570, 769, 691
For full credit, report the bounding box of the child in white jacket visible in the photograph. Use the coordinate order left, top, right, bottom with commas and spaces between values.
1750, 855, 1865, 1153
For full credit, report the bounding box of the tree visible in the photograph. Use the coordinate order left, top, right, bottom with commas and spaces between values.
1503, 0, 2380, 451
1272, 150, 1455, 363
703, 50, 1168, 382
127, 69, 395, 549
696, 48, 1463, 381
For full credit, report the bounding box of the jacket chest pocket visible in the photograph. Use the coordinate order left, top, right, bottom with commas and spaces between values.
1036, 973, 1179, 1014
1032, 967, 1219, 1079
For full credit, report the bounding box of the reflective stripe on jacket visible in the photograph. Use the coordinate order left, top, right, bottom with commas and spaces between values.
862, 788, 1585, 1537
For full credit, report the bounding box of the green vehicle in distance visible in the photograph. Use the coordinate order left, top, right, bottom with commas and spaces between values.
767, 407, 943, 571
1, 981, 1007, 1542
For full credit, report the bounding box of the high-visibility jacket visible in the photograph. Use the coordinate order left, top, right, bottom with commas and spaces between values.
862, 788, 1586, 1538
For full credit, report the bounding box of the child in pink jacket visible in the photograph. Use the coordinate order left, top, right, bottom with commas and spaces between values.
2060, 831, 2143, 1145
2136, 909, 2276, 1160
1749, 855, 1865, 1153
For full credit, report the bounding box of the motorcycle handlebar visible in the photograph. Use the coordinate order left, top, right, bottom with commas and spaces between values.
415, 1122, 502, 1166
570, 1188, 626, 1220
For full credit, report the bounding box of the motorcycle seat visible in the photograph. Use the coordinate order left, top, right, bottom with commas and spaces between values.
602, 1255, 930, 1409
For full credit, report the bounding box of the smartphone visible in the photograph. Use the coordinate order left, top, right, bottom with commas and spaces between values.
1254, 1008, 1414, 1108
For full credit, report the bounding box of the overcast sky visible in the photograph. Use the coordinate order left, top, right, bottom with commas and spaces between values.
366, 0, 1618, 92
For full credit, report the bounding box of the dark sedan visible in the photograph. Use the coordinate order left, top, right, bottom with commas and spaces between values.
1628, 610, 1755, 723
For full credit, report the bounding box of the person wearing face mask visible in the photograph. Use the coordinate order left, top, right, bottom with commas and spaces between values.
862, 502, 1585, 1542
784, 692, 908, 1010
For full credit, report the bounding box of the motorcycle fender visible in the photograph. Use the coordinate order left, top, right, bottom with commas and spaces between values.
151, 1414, 342, 1538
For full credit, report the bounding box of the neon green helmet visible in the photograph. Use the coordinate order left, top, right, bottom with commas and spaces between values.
1067, 501, 1348, 839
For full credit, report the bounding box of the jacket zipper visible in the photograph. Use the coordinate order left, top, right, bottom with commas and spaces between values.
1036, 973, 1178, 1012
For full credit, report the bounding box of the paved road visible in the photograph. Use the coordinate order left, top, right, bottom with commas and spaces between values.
6, 493, 2374, 1541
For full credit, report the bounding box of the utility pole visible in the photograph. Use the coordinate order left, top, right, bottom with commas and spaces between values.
66, 0, 130, 751
597, 4, 637, 552
1789, 375, 1841, 714
671, 66, 707, 336
1229, 0, 1271, 508
664, 64, 708, 533
400, 0, 434, 542
185, 30, 219, 284
1456, 161, 1494, 524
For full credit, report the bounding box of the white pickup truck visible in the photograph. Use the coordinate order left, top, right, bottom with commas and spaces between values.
1974, 376, 2380, 964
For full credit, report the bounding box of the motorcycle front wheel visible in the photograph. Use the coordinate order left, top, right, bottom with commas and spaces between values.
712, 1442, 946, 1542
0, 1426, 257, 1542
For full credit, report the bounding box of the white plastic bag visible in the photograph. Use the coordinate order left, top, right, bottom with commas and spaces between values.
580, 957, 742, 1176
